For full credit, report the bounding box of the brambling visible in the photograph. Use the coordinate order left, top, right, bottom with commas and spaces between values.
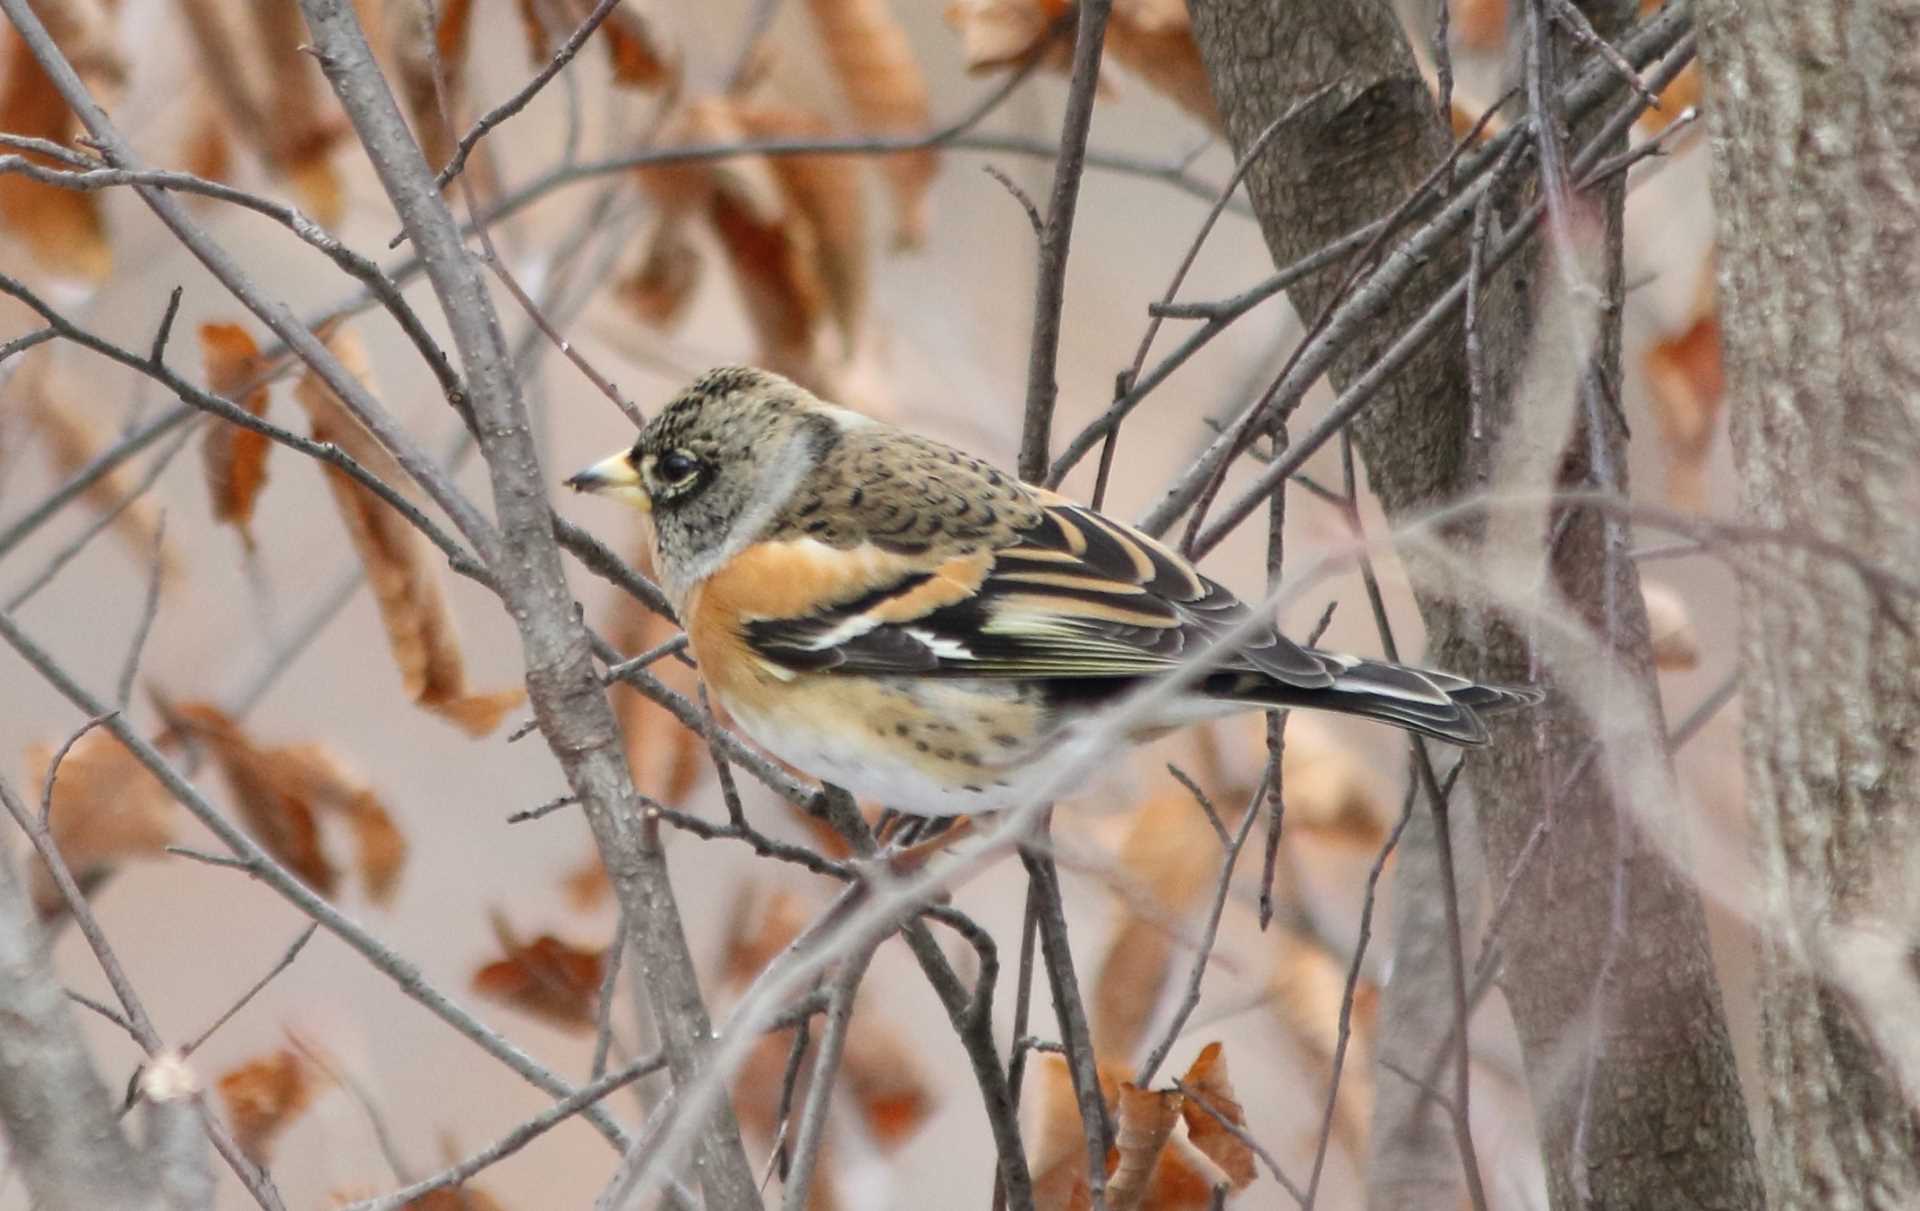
568, 367, 1540, 816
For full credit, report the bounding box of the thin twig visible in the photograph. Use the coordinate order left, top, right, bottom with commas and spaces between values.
1017, 0, 1112, 484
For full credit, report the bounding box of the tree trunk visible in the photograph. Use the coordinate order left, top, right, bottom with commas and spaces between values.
1185, 1, 1764, 1206
1698, 3, 1920, 1208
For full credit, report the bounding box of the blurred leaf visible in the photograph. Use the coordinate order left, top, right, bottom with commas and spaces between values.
1644, 268, 1724, 512
1641, 579, 1700, 671
347, 789, 408, 906
562, 852, 612, 911
733, 104, 870, 355
0, 27, 111, 280
804, 0, 937, 247
943, 0, 1071, 74
385, 0, 475, 177
219, 1047, 322, 1164
1177, 1041, 1255, 1189
19, 350, 176, 574
198, 322, 275, 543
1092, 787, 1219, 1061
1268, 928, 1375, 1160
472, 909, 605, 1032
1105, 0, 1219, 132
616, 217, 705, 329
721, 886, 810, 988
1450, 0, 1508, 50
291, 324, 526, 735
841, 1014, 936, 1149
24, 729, 176, 918
249, 0, 350, 224
516, 0, 672, 88
1277, 715, 1387, 848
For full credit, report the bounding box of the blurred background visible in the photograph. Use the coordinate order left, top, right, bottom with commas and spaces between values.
0, 1, 1739, 1206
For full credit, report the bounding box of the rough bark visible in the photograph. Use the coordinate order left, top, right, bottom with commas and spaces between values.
1699, 3, 1920, 1208
1185, 1, 1763, 1207
0, 840, 160, 1210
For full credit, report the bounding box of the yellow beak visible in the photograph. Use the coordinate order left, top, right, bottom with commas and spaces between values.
565, 448, 650, 511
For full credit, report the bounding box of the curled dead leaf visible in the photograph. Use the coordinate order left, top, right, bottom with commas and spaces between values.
1108, 1082, 1182, 1211
1104, 4, 1219, 132
291, 325, 525, 735
248, 1, 351, 223
943, 0, 1071, 74
1641, 579, 1699, 671
198, 323, 275, 542
1177, 1041, 1255, 1189
471, 909, 606, 1033
219, 1047, 323, 1164
25, 729, 176, 918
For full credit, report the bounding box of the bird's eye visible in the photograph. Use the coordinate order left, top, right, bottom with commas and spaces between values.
655, 449, 704, 488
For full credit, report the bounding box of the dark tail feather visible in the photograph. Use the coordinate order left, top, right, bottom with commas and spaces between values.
1210, 657, 1544, 746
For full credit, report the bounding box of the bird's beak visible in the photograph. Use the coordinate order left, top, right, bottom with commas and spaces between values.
565, 448, 650, 511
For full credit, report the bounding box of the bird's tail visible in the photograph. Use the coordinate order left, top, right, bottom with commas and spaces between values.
1209, 655, 1543, 746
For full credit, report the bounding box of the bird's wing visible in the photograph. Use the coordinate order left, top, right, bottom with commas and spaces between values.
735, 500, 1340, 688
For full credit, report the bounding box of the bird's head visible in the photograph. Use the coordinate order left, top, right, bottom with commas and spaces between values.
567, 366, 852, 599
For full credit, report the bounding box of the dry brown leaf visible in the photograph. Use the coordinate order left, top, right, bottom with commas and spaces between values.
616, 217, 705, 329
610, 546, 704, 809
19, 351, 176, 574
24, 730, 176, 918
198, 323, 275, 541
805, 0, 937, 246
1269, 928, 1374, 1159
1030, 1053, 1128, 1179
219, 1048, 322, 1164
1644, 285, 1724, 513
1177, 1041, 1255, 1189
471, 909, 605, 1032
0, 27, 111, 280
516, 0, 672, 88
292, 325, 525, 734
1107, 1082, 1182, 1211
385, 0, 475, 176
841, 1015, 936, 1149
163, 704, 408, 901
1641, 579, 1699, 671
1450, 0, 1508, 49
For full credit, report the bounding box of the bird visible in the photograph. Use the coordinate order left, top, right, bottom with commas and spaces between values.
567, 366, 1541, 816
